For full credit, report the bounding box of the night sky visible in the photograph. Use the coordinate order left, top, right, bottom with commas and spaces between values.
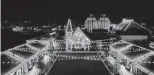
2, 0, 154, 25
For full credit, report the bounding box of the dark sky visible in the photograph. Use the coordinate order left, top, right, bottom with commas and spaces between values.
2, 0, 154, 25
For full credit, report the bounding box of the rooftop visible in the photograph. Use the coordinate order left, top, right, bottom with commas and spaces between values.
1, 54, 21, 75
28, 41, 47, 50
116, 20, 151, 35
29, 34, 53, 40
111, 40, 131, 50
138, 54, 154, 74
9, 45, 37, 59
121, 45, 151, 60
116, 22, 129, 31
66, 19, 73, 32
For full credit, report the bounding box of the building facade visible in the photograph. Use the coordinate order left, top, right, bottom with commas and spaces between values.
110, 40, 154, 75
116, 18, 152, 46
65, 18, 117, 51
2, 38, 58, 75
65, 19, 91, 51
85, 14, 113, 33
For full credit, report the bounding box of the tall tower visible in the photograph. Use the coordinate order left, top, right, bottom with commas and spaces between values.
84, 14, 96, 33
65, 18, 73, 38
65, 19, 73, 51
98, 14, 111, 30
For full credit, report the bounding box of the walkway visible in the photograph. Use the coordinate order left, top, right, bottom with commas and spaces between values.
118, 65, 134, 75
46, 53, 111, 75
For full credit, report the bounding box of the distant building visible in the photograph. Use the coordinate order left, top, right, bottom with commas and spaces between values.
65, 19, 90, 51
65, 19, 116, 51
12, 26, 23, 32
116, 18, 152, 46
85, 14, 115, 33
98, 14, 111, 30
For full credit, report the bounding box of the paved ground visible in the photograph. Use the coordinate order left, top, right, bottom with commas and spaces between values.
47, 53, 111, 75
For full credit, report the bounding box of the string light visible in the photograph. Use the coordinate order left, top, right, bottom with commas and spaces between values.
122, 46, 149, 54
139, 61, 154, 64
1, 61, 18, 64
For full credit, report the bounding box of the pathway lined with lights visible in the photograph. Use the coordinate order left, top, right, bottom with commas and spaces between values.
98, 55, 114, 75
56, 54, 100, 61
57, 51, 101, 53
45, 54, 59, 75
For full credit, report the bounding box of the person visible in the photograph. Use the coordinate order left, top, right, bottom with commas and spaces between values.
127, 62, 131, 71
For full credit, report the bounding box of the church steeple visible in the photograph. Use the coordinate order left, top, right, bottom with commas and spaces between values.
65, 18, 73, 41
65, 19, 73, 51
66, 18, 73, 32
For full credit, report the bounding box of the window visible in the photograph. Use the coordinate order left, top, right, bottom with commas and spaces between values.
76, 38, 81, 43
76, 38, 80, 41
79, 44, 81, 47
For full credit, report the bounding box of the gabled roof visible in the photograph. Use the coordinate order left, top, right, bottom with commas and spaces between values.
72, 27, 91, 41
1, 53, 21, 75
116, 21, 152, 32
28, 41, 47, 50
73, 27, 89, 38
121, 45, 151, 60
66, 19, 73, 32
125, 21, 152, 32
66, 27, 91, 45
110, 40, 132, 50
9, 45, 37, 59
145, 26, 154, 33
137, 53, 154, 74
111, 40, 153, 61
116, 22, 130, 31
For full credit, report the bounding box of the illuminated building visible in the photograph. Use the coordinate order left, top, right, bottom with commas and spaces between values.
85, 14, 113, 33
85, 14, 97, 33
110, 40, 154, 75
2, 16, 153, 75
65, 19, 91, 51
98, 14, 111, 30
1, 40, 58, 75
12, 26, 23, 32
116, 18, 152, 46
65, 18, 116, 51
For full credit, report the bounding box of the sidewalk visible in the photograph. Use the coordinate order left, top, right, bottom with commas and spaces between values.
118, 65, 134, 75
25, 66, 40, 75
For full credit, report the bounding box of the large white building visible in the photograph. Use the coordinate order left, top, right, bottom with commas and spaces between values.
85, 14, 114, 33
116, 18, 152, 46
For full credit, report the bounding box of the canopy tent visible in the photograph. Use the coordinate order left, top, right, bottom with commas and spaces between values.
42, 55, 51, 65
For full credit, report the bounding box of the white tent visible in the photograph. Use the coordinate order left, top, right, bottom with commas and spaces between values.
42, 55, 51, 65
118, 65, 134, 75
